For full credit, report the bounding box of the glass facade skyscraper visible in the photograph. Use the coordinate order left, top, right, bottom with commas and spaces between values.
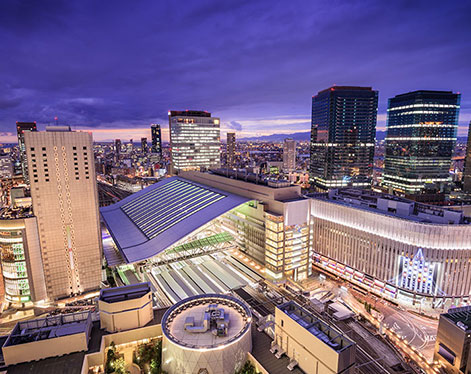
169, 110, 220, 171
309, 86, 378, 190
382, 90, 460, 195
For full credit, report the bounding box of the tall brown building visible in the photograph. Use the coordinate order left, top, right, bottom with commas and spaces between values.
25, 126, 102, 299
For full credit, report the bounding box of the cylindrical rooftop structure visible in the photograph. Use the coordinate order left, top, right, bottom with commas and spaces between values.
161, 294, 252, 374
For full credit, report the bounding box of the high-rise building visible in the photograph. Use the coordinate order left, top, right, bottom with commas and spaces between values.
24, 126, 102, 299
141, 137, 148, 153
382, 90, 460, 195
168, 110, 220, 171
16, 121, 37, 184
309, 86, 378, 190
283, 138, 296, 172
226, 132, 235, 168
115, 139, 121, 162
0, 209, 47, 306
150, 124, 162, 164
151, 124, 162, 155
462, 122, 471, 193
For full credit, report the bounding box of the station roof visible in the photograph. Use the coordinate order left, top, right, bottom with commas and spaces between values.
100, 176, 249, 263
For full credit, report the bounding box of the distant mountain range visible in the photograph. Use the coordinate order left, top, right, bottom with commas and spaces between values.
239, 130, 387, 142
238, 131, 311, 142
238, 130, 467, 142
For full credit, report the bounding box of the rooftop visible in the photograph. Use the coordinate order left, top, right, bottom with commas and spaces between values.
311, 188, 469, 225
210, 168, 292, 189
278, 301, 354, 353
169, 110, 211, 117
317, 86, 374, 95
0, 206, 34, 220
162, 294, 252, 349
4, 311, 92, 347
442, 305, 471, 331
99, 282, 150, 304
392, 90, 458, 99
100, 176, 249, 263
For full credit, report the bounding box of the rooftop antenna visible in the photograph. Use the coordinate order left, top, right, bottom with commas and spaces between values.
54, 116, 59, 126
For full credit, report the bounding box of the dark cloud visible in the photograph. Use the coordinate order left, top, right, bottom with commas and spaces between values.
0, 97, 21, 110
0, 0, 470, 135
227, 121, 243, 131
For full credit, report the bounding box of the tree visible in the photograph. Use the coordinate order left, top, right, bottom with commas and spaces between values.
133, 340, 163, 374
105, 342, 118, 374
235, 360, 257, 374
105, 342, 128, 374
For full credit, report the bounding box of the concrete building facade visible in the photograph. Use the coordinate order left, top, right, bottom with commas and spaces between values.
273, 301, 356, 373
25, 127, 102, 299
99, 283, 153, 333
434, 306, 471, 373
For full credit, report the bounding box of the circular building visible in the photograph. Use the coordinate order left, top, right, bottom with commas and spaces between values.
161, 294, 252, 374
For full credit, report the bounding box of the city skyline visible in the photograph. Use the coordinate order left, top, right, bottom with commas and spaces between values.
0, 1, 470, 142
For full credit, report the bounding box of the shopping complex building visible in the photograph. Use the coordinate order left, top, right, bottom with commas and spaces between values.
310, 188, 471, 309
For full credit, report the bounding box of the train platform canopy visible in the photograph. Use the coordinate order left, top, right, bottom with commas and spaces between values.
100, 176, 250, 263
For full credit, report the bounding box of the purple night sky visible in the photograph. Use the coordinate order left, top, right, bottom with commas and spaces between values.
0, 0, 470, 142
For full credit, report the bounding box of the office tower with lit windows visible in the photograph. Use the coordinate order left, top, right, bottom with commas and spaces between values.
168, 110, 220, 171
283, 138, 296, 172
141, 137, 148, 153
115, 139, 121, 162
151, 124, 162, 160
0, 210, 47, 306
24, 126, 102, 299
382, 90, 460, 195
16, 121, 37, 184
464, 122, 471, 193
227, 132, 235, 168
309, 86, 378, 190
